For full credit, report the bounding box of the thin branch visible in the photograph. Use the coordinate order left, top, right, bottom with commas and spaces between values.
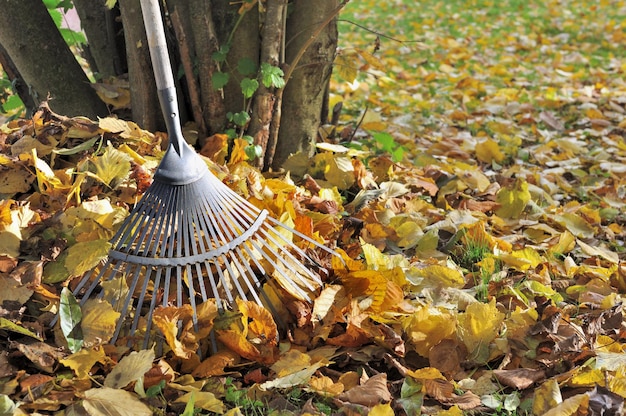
337, 19, 424, 44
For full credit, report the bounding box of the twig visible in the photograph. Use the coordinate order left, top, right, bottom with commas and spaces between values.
338, 19, 424, 44
170, 8, 207, 139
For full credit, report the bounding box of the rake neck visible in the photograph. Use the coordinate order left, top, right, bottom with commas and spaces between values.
141, 0, 208, 185
153, 88, 208, 185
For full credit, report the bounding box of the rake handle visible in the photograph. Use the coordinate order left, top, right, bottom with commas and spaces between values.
140, 0, 184, 152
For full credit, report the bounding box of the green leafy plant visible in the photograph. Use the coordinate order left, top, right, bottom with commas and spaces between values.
223, 378, 266, 415
210, 43, 287, 162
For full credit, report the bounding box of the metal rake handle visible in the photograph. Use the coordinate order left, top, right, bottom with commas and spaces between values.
140, 0, 208, 184
140, 0, 174, 92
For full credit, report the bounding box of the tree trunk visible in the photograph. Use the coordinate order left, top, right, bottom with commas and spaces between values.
189, 0, 227, 138
273, 0, 339, 169
119, 0, 163, 131
0, 0, 107, 118
249, 0, 286, 169
73, 0, 126, 78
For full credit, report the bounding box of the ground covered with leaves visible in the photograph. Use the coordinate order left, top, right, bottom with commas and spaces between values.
2, 0, 626, 414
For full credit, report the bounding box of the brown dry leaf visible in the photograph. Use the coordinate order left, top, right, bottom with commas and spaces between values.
200, 133, 229, 163
192, 350, 240, 378
82, 387, 152, 416
493, 368, 545, 390
336, 373, 391, 407
14, 340, 65, 373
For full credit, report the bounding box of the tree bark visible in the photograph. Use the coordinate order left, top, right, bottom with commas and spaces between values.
273, 0, 339, 169
73, 0, 126, 78
249, 0, 286, 169
119, 0, 163, 131
0, 0, 107, 119
189, 0, 227, 138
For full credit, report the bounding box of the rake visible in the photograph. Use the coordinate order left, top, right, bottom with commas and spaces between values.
64, 0, 341, 349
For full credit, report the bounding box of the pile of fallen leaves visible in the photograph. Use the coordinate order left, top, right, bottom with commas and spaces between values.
3, 0, 626, 414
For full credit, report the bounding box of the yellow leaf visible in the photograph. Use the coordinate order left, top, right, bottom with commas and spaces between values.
312, 285, 345, 324
236, 298, 278, 343
369, 403, 395, 416
60, 346, 107, 378
532, 379, 562, 415
81, 299, 121, 347
542, 393, 589, 416
228, 138, 249, 166
475, 138, 505, 163
577, 239, 619, 263
342, 270, 387, 312
402, 306, 456, 357
104, 349, 155, 389
495, 178, 531, 219
553, 213, 595, 239
548, 230, 576, 257
437, 405, 464, 416
90, 144, 131, 187
335, 51, 358, 83
355, 48, 385, 70
499, 247, 544, 271
260, 361, 326, 389
569, 367, 605, 387
83, 387, 152, 416
65, 239, 111, 278
308, 375, 344, 397
407, 367, 446, 380
362, 242, 389, 270
415, 264, 465, 288
153, 305, 195, 359
457, 299, 504, 364
608, 366, 626, 398
271, 349, 312, 378
176, 391, 225, 413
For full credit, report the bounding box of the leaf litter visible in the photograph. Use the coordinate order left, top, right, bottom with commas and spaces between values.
2, 0, 626, 414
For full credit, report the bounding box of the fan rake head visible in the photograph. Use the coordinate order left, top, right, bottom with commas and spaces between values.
70, 169, 338, 349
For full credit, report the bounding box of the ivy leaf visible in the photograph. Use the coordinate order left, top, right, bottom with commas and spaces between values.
60, 287, 84, 353
260, 63, 285, 88
232, 111, 251, 127
212, 45, 230, 63
241, 78, 259, 99
211, 72, 230, 90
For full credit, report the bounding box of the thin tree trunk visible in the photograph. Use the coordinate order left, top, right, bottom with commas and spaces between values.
189, 0, 226, 139
0, 0, 107, 119
119, 0, 162, 131
73, 0, 126, 78
249, 0, 286, 169
273, 0, 340, 169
